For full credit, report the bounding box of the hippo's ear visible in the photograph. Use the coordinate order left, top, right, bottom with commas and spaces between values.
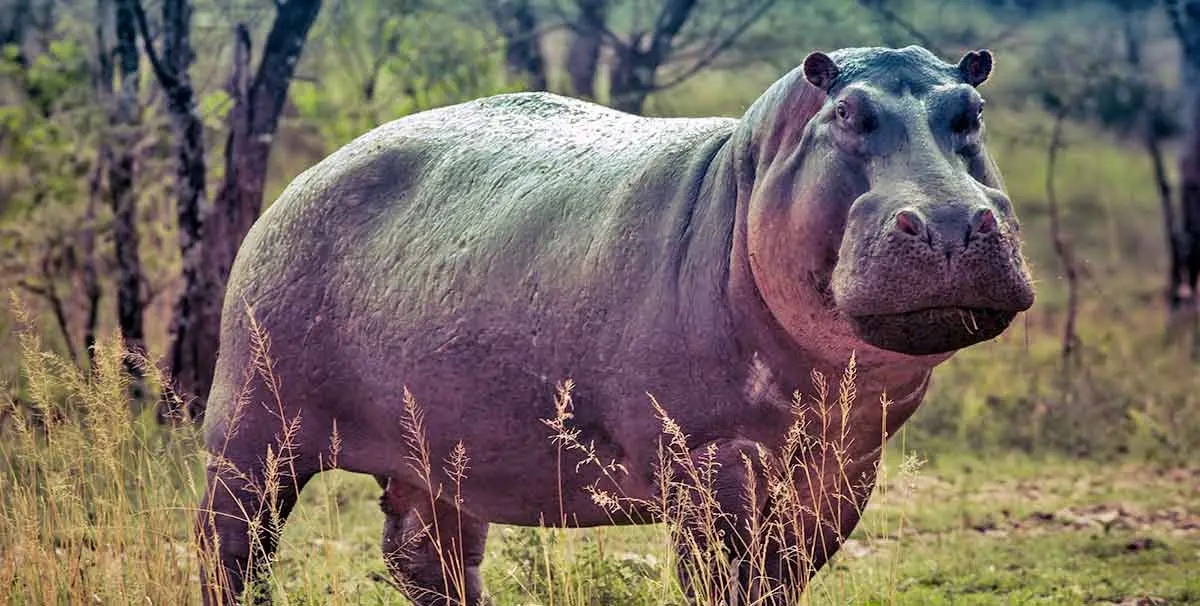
802, 51, 840, 93
958, 49, 993, 87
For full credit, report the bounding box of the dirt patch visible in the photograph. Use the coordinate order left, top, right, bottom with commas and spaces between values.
1102, 597, 1168, 606
1007, 503, 1200, 537
956, 502, 1200, 539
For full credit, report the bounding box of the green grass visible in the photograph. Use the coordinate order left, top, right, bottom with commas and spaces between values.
259, 452, 1200, 605
3, 318, 1197, 605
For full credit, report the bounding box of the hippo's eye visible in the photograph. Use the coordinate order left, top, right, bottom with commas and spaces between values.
951, 108, 982, 135
835, 101, 850, 121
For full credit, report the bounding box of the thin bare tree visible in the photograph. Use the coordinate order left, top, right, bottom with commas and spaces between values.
1045, 106, 1082, 365
108, 0, 148, 394
1167, 0, 1200, 318
559, 0, 777, 114
1118, 6, 1187, 319
161, 0, 322, 412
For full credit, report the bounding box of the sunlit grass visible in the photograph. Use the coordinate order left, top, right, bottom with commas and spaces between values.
3, 303, 1198, 605
0, 303, 205, 605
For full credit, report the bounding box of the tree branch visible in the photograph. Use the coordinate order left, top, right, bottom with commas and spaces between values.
1166, 0, 1200, 60
129, 0, 179, 92
549, 0, 626, 50
17, 275, 81, 369
653, 0, 776, 92
644, 0, 698, 67
976, 20, 1024, 52
856, 0, 943, 55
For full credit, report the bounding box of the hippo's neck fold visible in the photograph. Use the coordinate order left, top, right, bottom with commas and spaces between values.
710, 70, 938, 421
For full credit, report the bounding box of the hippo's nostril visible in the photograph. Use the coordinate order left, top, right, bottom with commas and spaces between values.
972, 208, 997, 235
894, 209, 927, 238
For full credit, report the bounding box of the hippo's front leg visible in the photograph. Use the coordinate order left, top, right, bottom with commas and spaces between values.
668, 439, 879, 605
667, 439, 796, 605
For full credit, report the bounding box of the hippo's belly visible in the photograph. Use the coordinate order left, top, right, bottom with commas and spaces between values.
322, 313, 671, 526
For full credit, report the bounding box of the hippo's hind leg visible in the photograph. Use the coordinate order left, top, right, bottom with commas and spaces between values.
379, 478, 490, 606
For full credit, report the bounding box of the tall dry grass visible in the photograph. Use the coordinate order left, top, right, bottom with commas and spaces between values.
0, 300, 204, 604
1, 301, 921, 605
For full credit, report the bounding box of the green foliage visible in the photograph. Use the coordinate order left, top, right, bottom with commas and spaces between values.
0, 26, 178, 366
197, 89, 232, 131
0, 36, 110, 340
292, 1, 522, 150
0, 39, 90, 116
0, 38, 96, 219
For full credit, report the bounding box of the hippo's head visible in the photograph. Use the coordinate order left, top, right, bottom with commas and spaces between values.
739, 46, 1034, 360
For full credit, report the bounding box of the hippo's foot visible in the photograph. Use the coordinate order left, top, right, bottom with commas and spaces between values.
196, 455, 314, 605
668, 439, 814, 606
380, 477, 490, 606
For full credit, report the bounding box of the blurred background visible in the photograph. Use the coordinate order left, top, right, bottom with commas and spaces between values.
3, 2, 1200, 604
1, 0, 1199, 462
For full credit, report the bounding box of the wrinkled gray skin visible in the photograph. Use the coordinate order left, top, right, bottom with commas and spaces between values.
198, 46, 1033, 605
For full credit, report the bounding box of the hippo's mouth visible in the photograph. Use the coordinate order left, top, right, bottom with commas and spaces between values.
849, 306, 1016, 356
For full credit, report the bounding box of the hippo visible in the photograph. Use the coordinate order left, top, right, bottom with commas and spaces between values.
197, 45, 1034, 605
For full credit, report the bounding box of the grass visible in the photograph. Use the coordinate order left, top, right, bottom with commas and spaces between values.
2, 309, 1198, 605
0, 308, 203, 604
266, 454, 1200, 605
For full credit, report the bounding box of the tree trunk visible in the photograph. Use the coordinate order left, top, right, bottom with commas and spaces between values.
604, 0, 700, 113
1146, 125, 1185, 305
602, 0, 774, 114
84, 0, 113, 373
174, 0, 321, 409
1180, 41, 1200, 305
131, 0, 211, 419
82, 158, 103, 372
608, 0, 698, 115
109, 0, 147, 395
566, 0, 607, 98
1047, 108, 1081, 366
1123, 12, 1187, 311
490, 0, 547, 90
609, 45, 651, 114
1169, 0, 1200, 308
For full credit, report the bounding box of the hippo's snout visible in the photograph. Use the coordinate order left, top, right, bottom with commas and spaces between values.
832, 198, 1034, 356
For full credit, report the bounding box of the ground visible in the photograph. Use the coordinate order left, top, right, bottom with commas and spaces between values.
268, 450, 1200, 605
